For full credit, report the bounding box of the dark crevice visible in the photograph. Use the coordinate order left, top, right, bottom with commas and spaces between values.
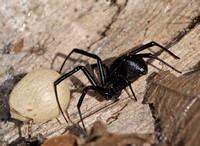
148, 103, 162, 143
87, 0, 129, 50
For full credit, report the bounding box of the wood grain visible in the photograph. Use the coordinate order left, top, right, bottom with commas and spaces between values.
0, 0, 200, 145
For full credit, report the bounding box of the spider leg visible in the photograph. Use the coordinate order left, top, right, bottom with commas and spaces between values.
130, 41, 180, 59
133, 53, 182, 73
118, 75, 137, 101
60, 48, 106, 86
56, 66, 98, 86
54, 66, 98, 124
77, 85, 111, 131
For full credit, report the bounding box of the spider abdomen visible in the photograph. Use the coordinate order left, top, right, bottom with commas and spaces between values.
110, 55, 148, 82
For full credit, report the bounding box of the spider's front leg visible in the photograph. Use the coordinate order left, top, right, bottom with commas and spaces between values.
60, 48, 106, 86
54, 65, 98, 124
77, 85, 111, 131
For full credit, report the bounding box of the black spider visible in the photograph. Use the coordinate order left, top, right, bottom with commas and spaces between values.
54, 41, 181, 130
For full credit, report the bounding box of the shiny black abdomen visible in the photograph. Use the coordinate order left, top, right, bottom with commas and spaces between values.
109, 54, 148, 82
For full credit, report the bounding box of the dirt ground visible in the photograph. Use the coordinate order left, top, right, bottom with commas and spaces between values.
0, 0, 200, 145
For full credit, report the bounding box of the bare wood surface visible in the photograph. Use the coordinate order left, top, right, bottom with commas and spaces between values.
0, 0, 200, 144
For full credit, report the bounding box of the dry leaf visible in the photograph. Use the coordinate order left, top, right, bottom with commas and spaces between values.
42, 121, 154, 146
42, 134, 78, 146
8, 38, 24, 53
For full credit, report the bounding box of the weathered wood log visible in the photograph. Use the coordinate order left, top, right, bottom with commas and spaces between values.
0, 0, 200, 145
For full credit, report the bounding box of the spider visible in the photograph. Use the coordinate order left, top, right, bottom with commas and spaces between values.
54, 41, 181, 131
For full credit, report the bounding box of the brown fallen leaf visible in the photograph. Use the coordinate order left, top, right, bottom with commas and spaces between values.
8, 38, 24, 53
85, 121, 154, 146
85, 133, 154, 146
41, 134, 78, 146
42, 121, 154, 146
143, 69, 200, 146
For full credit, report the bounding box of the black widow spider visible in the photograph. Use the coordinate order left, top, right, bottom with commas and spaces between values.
54, 41, 181, 131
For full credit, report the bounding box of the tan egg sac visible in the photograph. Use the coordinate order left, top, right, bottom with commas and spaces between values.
9, 69, 70, 123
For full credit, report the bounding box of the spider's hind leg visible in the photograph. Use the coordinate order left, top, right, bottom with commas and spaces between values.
133, 53, 182, 73
130, 41, 180, 59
